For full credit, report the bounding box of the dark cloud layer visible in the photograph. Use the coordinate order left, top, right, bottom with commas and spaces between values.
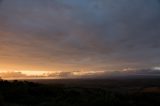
0, 0, 160, 73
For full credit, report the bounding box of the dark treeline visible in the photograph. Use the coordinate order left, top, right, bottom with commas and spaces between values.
0, 79, 160, 106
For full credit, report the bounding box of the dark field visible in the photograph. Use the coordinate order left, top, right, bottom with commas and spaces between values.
1, 77, 160, 106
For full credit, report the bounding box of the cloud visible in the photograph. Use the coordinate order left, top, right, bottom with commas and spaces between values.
0, 70, 105, 79
58, 72, 73, 78
128, 69, 160, 75
0, 0, 160, 73
1, 68, 160, 79
99, 68, 160, 78
0, 71, 27, 78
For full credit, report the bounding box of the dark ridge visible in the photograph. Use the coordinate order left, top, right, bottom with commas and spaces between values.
1, 79, 160, 106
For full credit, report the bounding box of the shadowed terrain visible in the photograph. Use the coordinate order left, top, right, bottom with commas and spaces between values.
1, 78, 160, 106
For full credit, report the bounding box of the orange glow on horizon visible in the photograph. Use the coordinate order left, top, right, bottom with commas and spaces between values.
0, 70, 106, 79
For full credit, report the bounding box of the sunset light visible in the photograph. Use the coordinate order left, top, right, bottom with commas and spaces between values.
0, 0, 160, 105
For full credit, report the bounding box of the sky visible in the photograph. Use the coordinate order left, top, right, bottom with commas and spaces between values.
0, 0, 160, 79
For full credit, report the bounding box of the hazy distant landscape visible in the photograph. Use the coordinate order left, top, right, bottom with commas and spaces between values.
1, 77, 160, 106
